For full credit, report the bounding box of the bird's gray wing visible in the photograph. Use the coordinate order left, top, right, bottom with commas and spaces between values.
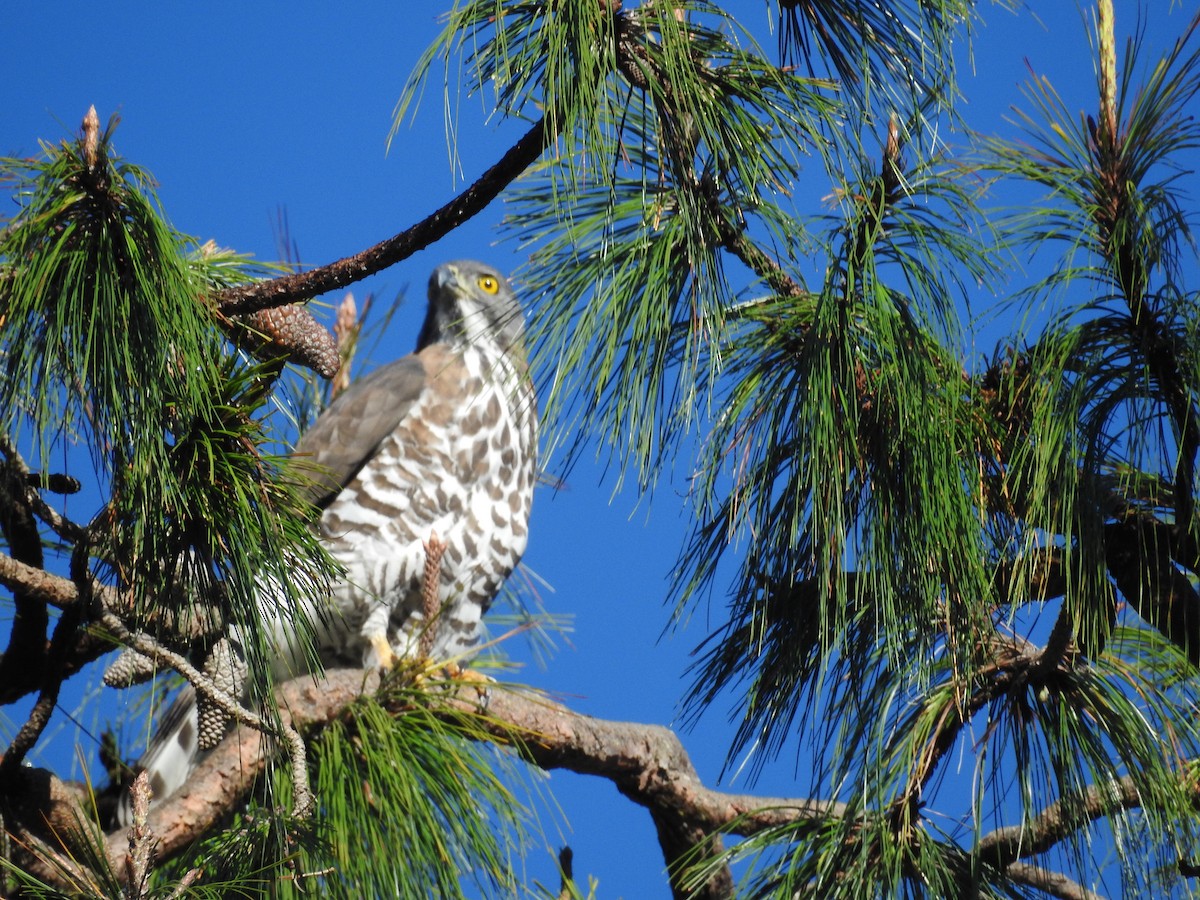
295, 355, 428, 508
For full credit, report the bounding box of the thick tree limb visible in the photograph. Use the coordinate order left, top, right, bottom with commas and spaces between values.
11, 669, 843, 899
7, 665, 1175, 899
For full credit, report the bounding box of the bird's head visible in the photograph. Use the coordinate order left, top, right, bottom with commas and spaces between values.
418, 260, 526, 353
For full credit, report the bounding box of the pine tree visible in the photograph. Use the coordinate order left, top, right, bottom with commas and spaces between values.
2, 2, 1199, 897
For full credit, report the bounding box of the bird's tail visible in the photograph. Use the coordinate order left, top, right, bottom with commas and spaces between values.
116, 685, 201, 827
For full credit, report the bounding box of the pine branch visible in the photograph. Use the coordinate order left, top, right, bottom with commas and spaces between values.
95, 608, 313, 818
978, 774, 1143, 871
11, 664, 1171, 898
213, 116, 554, 317
895, 634, 1040, 819
1004, 862, 1105, 900
71, 669, 843, 899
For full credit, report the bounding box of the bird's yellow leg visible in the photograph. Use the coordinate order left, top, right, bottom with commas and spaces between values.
441, 662, 492, 684
368, 632, 397, 670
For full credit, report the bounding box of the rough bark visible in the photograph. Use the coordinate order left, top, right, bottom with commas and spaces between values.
4, 663, 1124, 900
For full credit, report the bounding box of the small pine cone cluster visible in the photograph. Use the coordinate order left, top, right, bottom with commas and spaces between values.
241, 304, 340, 378
103, 648, 158, 688
197, 636, 248, 750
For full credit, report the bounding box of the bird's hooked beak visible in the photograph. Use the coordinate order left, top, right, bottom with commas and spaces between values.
431, 263, 462, 298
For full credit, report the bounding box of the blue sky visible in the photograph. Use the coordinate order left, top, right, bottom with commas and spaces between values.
4, 2, 1199, 897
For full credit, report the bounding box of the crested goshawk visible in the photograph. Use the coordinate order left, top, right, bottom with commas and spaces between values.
119, 260, 537, 817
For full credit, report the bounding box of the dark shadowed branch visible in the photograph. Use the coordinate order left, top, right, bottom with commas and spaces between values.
213, 117, 554, 317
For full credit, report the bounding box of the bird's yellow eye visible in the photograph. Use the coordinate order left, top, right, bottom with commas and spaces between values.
477, 275, 500, 295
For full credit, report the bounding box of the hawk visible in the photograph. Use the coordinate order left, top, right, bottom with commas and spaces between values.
116, 260, 537, 820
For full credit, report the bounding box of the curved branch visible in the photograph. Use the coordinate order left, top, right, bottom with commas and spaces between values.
96, 609, 313, 817
10, 666, 1133, 899
213, 117, 554, 317
101, 670, 374, 868
90, 669, 845, 899
0, 551, 128, 705
459, 684, 848, 835
978, 774, 1143, 870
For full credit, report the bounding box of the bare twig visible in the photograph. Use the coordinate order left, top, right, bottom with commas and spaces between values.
165, 867, 204, 900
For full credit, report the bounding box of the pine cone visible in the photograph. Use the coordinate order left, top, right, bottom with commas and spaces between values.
103, 649, 158, 688
197, 636, 248, 750
240, 304, 340, 378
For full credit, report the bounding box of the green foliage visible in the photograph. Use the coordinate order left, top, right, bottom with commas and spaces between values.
280, 692, 528, 900
423, 1, 1200, 896
500, 5, 838, 485
676, 140, 1000, 762
6, 1, 1200, 898
0, 119, 335, 679
775, 0, 976, 114
0, 115, 215, 480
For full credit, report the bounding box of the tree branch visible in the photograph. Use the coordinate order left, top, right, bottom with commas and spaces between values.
79, 669, 843, 898
1005, 862, 1106, 900
96, 609, 313, 818
0, 551, 131, 705
104, 670, 374, 869
10, 666, 1145, 898
213, 116, 554, 317
978, 774, 1143, 870
0, 551, 81, 611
